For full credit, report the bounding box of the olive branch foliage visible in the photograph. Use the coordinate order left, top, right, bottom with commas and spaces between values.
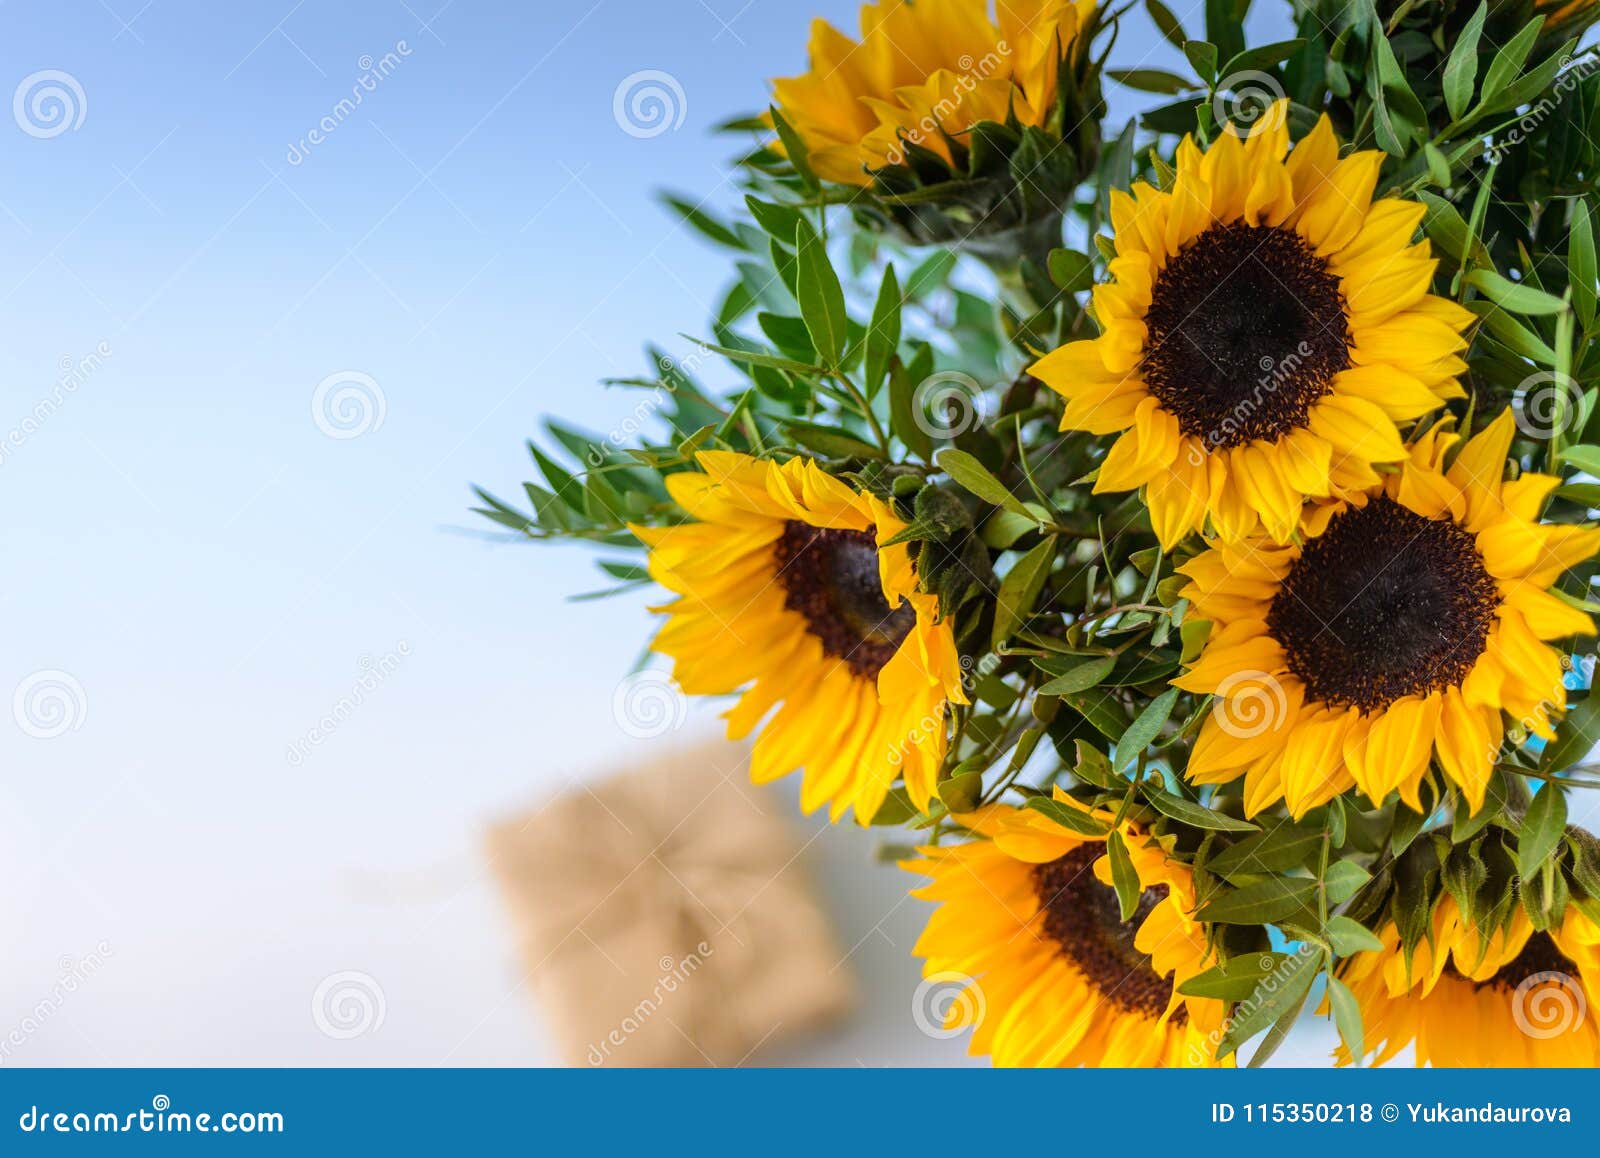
475, 0, 1600, 1063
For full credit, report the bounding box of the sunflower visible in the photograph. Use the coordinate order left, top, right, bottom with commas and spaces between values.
630, 451, 967, 824
1173, 409, 1600, 818
1029, 100, 1474, 548
1336, 895, 1600, 1066
771, 0, 1096, 186
901, 792, 1228, 1066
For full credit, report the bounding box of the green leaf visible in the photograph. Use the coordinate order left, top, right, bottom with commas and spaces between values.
1560, 444, 1600, 477
1442, 1, 1486, 123
659, 193, 744, 250
1519, 785, 1569, 881
794, 217, 848, 363
1059, 688, 1128, 740
1556, 482, 1600, 507
1113, 687, 1179, 772
1106, 831, 1141, 921
1245, 959, 1319, 1067
889, 358, 933, 463
684, 335, 823, 377
1073, 740, 1116, 788
1467, 269, 1568, 316
1571, 200, 1596, 331
1390, 803, 1428, 856
1324, 861, 1372, 905
1206, 826, 1323, 878
1369, 30, 1420, 156
1179, 953, 1293, 1001
1326, 915, 1384, 956
1145, 0, 1188, 50
1219, 39, 1307, 79
863, 264, 901, 400
1481, 15, 1543, 107
743, 195, 801, 241
937, 449, 1032, 517
1145, 788, 1258, 832
1197, 876, 1318, 924
1037, 654, 1117, 695
1108, 68, 1196, 95
867, 788, 918, 827
1326, 976, 1365, 1063
782, 421, 882, 460
1467, 298, 1559, 365
1184, 40, 1218, 85
1543, 693, 1600, 771
1203, 0, 1245, 64
938, 769, 984, 813
1046, 248, 1095, 294
1024, 796, 1111, 836
904, 249, 956, 300
980, 507, 1040, 549
768, 105, 818, 192
1423, 143, 1450, 189
1418, 191, 1489, 266
993, 537, 1057, 649
1215, 949, 1321, 1059
529, 445, 584, 512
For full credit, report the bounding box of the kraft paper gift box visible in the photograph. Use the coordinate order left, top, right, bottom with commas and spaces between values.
486, 740, 857, 1066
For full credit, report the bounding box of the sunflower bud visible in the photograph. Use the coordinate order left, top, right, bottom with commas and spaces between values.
767, 0, 1106, 247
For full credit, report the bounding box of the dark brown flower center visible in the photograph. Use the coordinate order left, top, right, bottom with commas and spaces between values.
1267, 498, 1501, 713
1142, 221, 1350, 449
1032, 844, 1179, 1020
773, 521, 915, 679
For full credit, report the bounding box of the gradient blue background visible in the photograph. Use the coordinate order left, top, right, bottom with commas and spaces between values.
0, 0, 1365, 1066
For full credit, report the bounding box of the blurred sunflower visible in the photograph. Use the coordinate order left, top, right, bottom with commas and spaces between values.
631, 451, 967, 824
901, 792, 1228, 1066
770, 0, 1096, 185
1030, 100, 1473, 547
1336, 895, 1600, 1066
1174, 410, 1600, 817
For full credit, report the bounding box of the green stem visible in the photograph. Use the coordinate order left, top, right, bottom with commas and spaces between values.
833, 372, 890, 455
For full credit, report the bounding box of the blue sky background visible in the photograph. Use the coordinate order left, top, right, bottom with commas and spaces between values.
0, 1, 1351, 1066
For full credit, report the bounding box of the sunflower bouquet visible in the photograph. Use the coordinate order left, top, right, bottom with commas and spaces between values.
477, 0, 1600, 1067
